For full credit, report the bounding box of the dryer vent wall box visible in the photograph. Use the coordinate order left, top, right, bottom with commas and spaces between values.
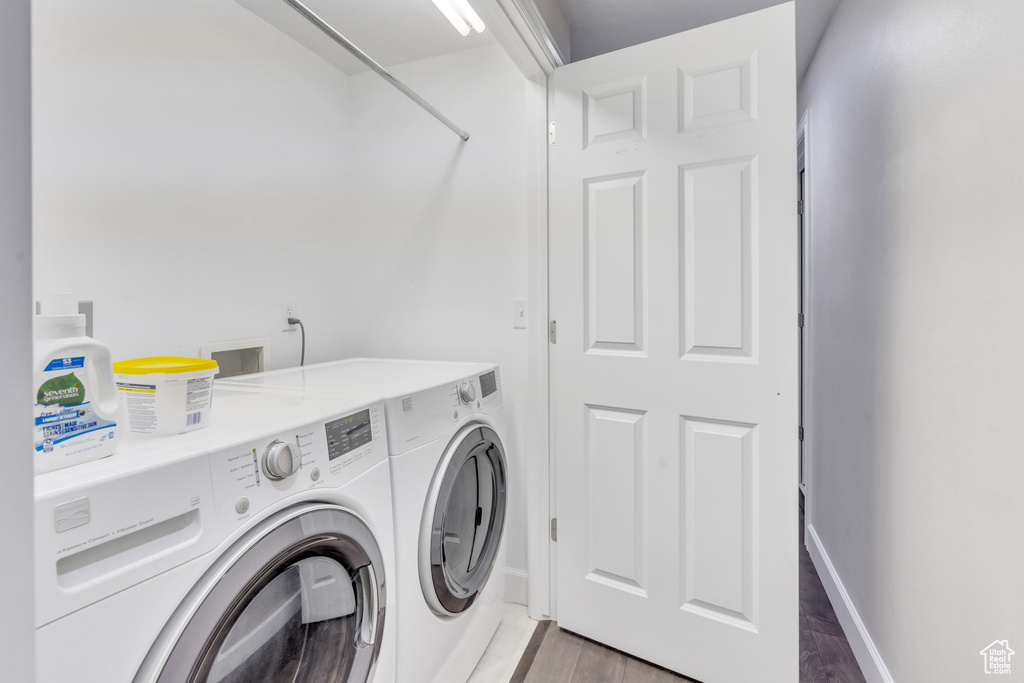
199, 338, 270, 378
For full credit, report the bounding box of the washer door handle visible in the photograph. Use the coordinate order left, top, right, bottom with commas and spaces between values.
357, 563, 379, 646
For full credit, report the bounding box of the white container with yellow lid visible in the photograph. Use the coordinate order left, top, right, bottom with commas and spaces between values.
113, 357, 219, 436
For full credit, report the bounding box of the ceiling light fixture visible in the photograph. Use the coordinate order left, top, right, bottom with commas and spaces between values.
432, 0, 485, 36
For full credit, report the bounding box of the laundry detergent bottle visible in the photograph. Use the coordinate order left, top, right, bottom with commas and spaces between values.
33, 293, 124, 474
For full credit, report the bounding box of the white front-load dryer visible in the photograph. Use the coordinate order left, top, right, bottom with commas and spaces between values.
34, 385, 396, 683
219, 359, 510, 683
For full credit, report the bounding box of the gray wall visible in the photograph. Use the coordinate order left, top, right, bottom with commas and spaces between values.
0, 0, 35, 679
799, 0, 1024, 679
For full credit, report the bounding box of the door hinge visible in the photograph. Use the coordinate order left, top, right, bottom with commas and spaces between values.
798, 199, 804, 215
549, 320, 557, 344
548, 121, 556, 146
550, 517, 557, 542
799, 313, 805, 328
799, 426, 805, 441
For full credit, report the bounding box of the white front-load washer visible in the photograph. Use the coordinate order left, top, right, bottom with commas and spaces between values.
219, 359, 510, 683
35, 385, 396, 683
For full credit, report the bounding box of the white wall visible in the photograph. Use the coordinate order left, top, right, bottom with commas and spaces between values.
33, 0, 352, 367
1, 1, 36, 678
799, 1, 1024, 680
34, 0, 533, 603
345, 45, 531, 600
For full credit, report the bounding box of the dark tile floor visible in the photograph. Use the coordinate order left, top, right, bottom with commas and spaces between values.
512, 495, 867, 683
798, 498, 866, 683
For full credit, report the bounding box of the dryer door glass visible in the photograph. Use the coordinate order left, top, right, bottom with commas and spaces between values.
136, 505, 386, 683
444, 453, 495, 586
428, 424, 507, 615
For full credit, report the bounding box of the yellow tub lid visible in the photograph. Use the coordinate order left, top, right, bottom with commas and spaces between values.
113, 356, 219, 375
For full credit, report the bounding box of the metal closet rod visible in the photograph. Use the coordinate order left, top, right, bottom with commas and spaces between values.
279, 0, 470, 141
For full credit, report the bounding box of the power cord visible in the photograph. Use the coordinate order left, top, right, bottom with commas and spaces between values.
288, 317, 305, 366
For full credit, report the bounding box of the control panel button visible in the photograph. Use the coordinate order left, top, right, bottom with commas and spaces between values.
263, 440, 301, 481
310, 467, 321, 482
459, 381, 477, 404
235, 497, 250, 514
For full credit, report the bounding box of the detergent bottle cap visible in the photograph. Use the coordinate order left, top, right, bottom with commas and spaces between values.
35, 292, 87, 338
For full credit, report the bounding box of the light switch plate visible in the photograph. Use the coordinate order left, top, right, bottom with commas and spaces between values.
513, 299, 527, 329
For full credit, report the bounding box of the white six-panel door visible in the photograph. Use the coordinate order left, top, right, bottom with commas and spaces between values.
549, 5, 799, 682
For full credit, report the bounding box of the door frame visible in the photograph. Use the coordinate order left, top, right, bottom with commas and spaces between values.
525, 72, 553, 620
797, 109, 814, 537
0, 0, 35, 678
478, 0, 556, 619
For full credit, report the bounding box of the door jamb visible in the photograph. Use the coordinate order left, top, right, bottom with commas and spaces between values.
475, 0, 554, 620
0, 1, 37, 678
525, 71, 552, 619
797, 109, 813, 537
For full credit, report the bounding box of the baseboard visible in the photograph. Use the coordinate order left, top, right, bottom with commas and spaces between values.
504, 567, 528, 605
805, 524, 895, 683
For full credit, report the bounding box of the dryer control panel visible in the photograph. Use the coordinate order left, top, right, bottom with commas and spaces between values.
384, 367, 501, 452
209, 402, 385, 529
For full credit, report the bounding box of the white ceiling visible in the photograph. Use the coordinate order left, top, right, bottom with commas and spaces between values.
236, 0, 837, 82
556, 0, 840, 80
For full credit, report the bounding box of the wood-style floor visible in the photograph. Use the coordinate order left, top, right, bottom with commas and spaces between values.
509, 497, 866, 683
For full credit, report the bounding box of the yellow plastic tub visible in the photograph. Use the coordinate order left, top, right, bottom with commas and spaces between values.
113, 357, 219, 436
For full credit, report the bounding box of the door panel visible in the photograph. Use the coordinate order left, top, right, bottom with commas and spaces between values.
585, 174, 646, 354
681, 416, 755, 626
585, 79, 646, 147
584, 405, 646, 594
681, 158, 755, 358
550, 5, 798, 682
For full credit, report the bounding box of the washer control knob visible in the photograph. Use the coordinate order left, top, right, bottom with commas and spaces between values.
263, 440, 300, 480
459, 381, 477, 404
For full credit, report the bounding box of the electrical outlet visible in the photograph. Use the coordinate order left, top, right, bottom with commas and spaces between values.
512, 299, 527, 329
281, 302, 298, 331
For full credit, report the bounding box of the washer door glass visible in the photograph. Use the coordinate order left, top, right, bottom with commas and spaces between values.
428, 424, 507, 614
136, 504, 386, 683
206, 556, 357, 682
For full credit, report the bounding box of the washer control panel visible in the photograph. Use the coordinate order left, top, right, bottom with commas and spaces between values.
209, 403, 385, 528
262, 440, 301, 480
459, 381, 477, 404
